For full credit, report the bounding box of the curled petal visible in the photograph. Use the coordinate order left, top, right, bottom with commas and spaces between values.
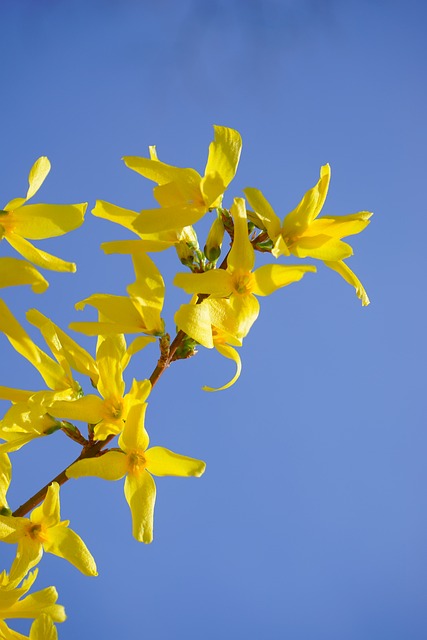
203, 344, 242, 392
324, 259, 370, 306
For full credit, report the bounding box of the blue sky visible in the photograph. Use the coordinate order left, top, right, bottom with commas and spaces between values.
1, 1, 426, 638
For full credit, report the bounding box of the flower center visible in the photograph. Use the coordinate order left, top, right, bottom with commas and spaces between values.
127, 450, 147, 476
102, 397, 124, 423
25, 522, 48, 542
231, 270, 255, 296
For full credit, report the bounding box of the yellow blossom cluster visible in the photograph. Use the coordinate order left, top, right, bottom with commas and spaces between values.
0, 126, 371, 637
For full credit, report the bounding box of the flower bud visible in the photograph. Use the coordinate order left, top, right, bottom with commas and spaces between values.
204, 216, 225, 262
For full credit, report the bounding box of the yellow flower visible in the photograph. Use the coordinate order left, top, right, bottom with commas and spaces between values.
0, 156, 86, 273
175, 300, 242, 391
123, 125, 242, 234
244, 164, 372, 304
0, 482, 97, 580
174, 198, 316, 339
70, 252, 165, 337
48, 334, 153, 440
0, 568, 65, 639
67, 402, 206, 543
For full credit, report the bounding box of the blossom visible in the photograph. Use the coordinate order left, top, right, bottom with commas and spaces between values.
48, 333, 153, 440
174, 300, 242, 391
122, 125, 242, 234
67, 402, 206, 543
0, 568, 65, 639
0, 304, 97, 451
0, 156, 86, 273
0, 482, 97, 580
69, 252, 165, 337
244, 164, 372, 304
174, 198, 316, 339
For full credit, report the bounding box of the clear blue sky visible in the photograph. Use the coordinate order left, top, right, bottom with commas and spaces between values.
1, 1, 426, 638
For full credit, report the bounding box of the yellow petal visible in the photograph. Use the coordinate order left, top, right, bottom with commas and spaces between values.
31, 483, 60, 528
0, 387, 33, 402
118, 403, 149, 453
30, 613, 58, 640
202, 343, 242, 392
91, 200, 139, 234
49, 394, 104, 424
9, 539, 44, 586
282, 164, 331, 238
200, 172, 225, 208
303, 212, 373, 239
66, 451, 127, 481
26, 157, 51, 201
174, 269, 231, 296
10, 203, 86, 239
0, 258, 48, 293
243, 187, 283, 242
324, 260, 370, 306
174, 302, 214, 349
0, 299, 68, 390
0, 453, 11, 510
124, 471, 156, 543
102, 238, 174, 254
227, 198, 255, 273
132, 205, 205, 234
291, 236, 353, 260
96, 334, 126, 400
252, 263, 316, 296
204, 125, 242, 190
43, 525, 97, 576
26, 309, 99, 384
6, 233, 76, 272
74, 294, 147, 333
146, 446, 206, 477
123, 154, 201, 188
126, 253, 165, 333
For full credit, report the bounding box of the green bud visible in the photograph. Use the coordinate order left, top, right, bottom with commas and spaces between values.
0, 506, 12, 516
204, 216, 225, 262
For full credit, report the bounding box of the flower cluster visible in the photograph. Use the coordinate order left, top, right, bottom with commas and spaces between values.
0, 127, 371, 636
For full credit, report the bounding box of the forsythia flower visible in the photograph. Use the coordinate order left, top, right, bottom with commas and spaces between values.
0, 304, 97, 451
70, 252, 165, 337
67, 402, 206, 543
0, 482, 97, 580
123, 125, 242, 234
0, 568, 65, 639
175, 300, 242, 391
48, 333, 153, 440
0, 156, 86, 274
174, 198, 316, 340
244, 164, 372, 304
